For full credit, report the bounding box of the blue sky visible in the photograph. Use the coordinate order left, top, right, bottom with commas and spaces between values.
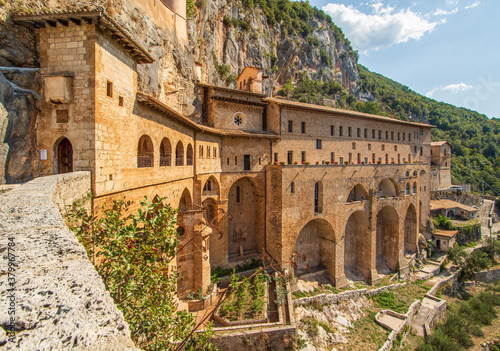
307, 0, 499, 119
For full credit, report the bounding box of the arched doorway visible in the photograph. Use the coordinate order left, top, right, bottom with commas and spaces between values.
376, 206, 399, 274
227, 177, 263, 259
137, 135, 154, 167
404, 204, 417, 254
202, 176, 220, 197
294, 219, 336, 278
202, 198, 218, 226
178, 188, 192, 211
446, 210, 455, 218
344, 211, 371, 279
377, 179, 397, 197
346, 184, 369, 202
57, 138, 73, 174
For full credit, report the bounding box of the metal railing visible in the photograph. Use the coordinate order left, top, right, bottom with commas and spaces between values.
176, 157, 184, 166
138, 156, 153, 168
160, 156, 171, 167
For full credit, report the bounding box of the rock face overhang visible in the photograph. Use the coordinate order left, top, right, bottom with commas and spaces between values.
0, 172, 139, 350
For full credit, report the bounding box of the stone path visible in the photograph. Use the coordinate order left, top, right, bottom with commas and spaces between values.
378, 313, 405, 331
412, 296, 441, 337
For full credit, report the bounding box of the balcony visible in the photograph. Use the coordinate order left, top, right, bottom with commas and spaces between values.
160, 156, 171, 167
137, 156, 153, 168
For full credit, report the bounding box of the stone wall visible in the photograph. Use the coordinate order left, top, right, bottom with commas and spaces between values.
473, 268, 500, 283
0, 172, 138, 350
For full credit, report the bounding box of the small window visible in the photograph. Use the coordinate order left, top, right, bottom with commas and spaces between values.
199, 145, 203, 157
244, 155, 250, 170
409, 133, 411, 141
330, 152, 334, 163
235, 156, 238, 165
357, 128, 361, 138
372, 129, 376, 138
236, 186, 241, 203
119, 96, 124, 107
386, 131, 389, 140
227, 158, 229, 165
420, 147, 423, 156
364, 129, 368, 138
316, 139, 322, 149
406, 184, 410, 195
274, 153, 278, 163
414, 146, 417, 153
403, 133, 406, 141
301, 151, 306, 163
398, 132, 400, 141
339, 157, 344, 164
56, 109, 69, 123
420, 128, 423, 135
290, 182, 295, 194
445, 162, 448, 167
213, 146, 217, 158
207, 146, 210, 158
357, 153, 361, 162
352, 142, 356, 149
301, 122, 306, 134
287, 151, 293, 165
348, 127, 352, 137
394, 145, 398, 151
288, 120, 293, 133
382, 144, 385, 151
378, 130, 382, 139
368, 144, 371, 150
391, 131, 394, 140
106, 81, 113, 97
339, 126, 343, 136
330, 125, 334, 136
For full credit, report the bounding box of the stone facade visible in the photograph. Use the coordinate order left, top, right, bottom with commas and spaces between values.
430, 141, 452, 190
15, 9, 438, 299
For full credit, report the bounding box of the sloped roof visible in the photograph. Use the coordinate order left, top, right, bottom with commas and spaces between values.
431, 141, 451, 147
434, 230, 458, 238
13, 8, 154, 64
430, 199, 478, 212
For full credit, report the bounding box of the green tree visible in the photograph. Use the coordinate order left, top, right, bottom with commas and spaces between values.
67, 197, 215, 351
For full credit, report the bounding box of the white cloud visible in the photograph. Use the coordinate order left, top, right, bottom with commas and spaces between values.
322, 3, 441, 53
465, 1, 481, 9
433, 7, 458, 16
426, 83, 473, 97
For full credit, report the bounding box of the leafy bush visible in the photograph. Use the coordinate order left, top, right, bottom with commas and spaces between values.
67, 197, 215, 350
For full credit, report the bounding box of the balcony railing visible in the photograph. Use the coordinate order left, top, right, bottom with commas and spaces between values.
187, 158, 193, 166
176, 157, 184, 166
160, 156, 171, 167
138, 156, 153, 168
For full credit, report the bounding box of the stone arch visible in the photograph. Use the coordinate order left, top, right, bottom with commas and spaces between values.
175, 141, 184, 166
377, 178, 398, 197
344, 211, 371, 279
178, 188, 192, 211
137, 134, 154, 168
293, 219, 336, 278
314, 181, 323, 213
404, 204, 417, 254
202, 197, 218, 226
446, 209, 455, 218
186, 143, 193, 166
159, 137, 171, 166
202, 176, 220, 197
55, 137, 73, 174
420, 170, 426, 177
227, 177, 263, 259
376, 206, 399, 273
346, 184, 369, 202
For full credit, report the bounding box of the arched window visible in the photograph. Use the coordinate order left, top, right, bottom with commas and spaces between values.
56, 137, 73, 174
187, 144, 193, 166
175, 141, 184, 166
204, 179, 212, 191
314, 182, 323, 213
138, 135, 154, 168
406, 184, 410, 195
412, 182, 417, 194
236, 186, 241, 203
159, 138, 171, 167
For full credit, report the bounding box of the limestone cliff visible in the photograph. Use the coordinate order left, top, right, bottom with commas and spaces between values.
0, 0, 362, 183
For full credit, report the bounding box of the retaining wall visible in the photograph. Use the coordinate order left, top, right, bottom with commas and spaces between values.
0, 173, 138, 350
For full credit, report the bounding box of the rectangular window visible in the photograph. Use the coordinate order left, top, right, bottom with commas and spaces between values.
348, 127, 352, 137
403, 133, 406, 141
398, 154, 400, 163
348, 153, 352, 163
409, 133, 411, 141
339, 157, 344, 164
372, 153, 376, 163
301, 122, 306, 134
357, 128, 361, 137
288, 120, 293, 133
391, 131, 394, 140
398, 132, 400, 141
106, 81, 113, 97
330, 125, 334, 136
352, 142, 356, 149
199, 145, 203, 157
207, 146, 210, 158
408, 154, 411, 162
394, 145, 397, 151
420, 128, 423, 135
379, 130, 382, 139
364, 157, 368, 164
420, 147, 423, 156
391, 157, 394, 163
274, 153, 278, 163
385, 154, 389, 163
339, 126, 343, 136
316, 139, 322, 149
330, 152, 334, 163
235, 156, 238, 165
56, 109, 69, 123
290, 182, 295, 194
382, 144, 385, 151
259, 158, 261, 165
386, 131, 389, 140
287, 151, 293, 165
414, 146, 417, 153
357, 153, 361, 162
118, 96, 124, 107
301, 151, 306, 163
214, 147, 217, 158
372, 129, 376, 139
244, 155, 250, 170
227, 158, 229, 165
364, 129, 368, 138
368, 144, 372, 150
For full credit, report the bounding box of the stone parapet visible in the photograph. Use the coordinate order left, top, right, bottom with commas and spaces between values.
0, 172, 139, 350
